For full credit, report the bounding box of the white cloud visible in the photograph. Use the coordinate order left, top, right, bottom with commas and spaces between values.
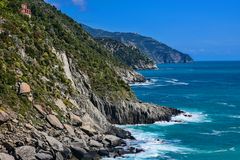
72, 0, 86, 11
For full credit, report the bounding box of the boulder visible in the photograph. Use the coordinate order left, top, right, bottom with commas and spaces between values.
45, 136, 64, 152
34, 105, 47, 116
25, 123, 34, 130
98, 149, 109, 157
55, 152, 64, 160
15, 146, 36, 160
55, 99, 67, 113
70, 145, 87, 159
89, 140, 103, 148
83, 151, 100, 159
104, 135, 121, 147
61, 147, 72, 159
63, 124, 75, 136
0, 110, 10, 124
70, 141, 88, 151
0, 153, 15, 160
69, 113, 82, 126
46, 114, 64, 129
81, 126, 96, 137
36, 150, 53, 160
19, 82, 31, 94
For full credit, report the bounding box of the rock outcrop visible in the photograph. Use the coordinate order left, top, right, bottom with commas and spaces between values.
90, 94, 182, 124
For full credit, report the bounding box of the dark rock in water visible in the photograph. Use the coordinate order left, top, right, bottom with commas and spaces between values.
183, 114, 192, 117
0, 153, 15, 160
70, 145, 87, 159
15, 145, 36, 160
84, 151, 100, 159
36, 150, 53, 160
172, 120, 183, 123
98, 148, 109, 157
109, 126, 135, 139
136, 148, 144, 153
112, 147, 126, 157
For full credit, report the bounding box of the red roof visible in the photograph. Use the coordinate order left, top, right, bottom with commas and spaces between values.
20, 3, 31, 16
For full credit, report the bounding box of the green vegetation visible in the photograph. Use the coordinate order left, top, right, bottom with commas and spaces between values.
96, 38, 155, 69
0, 0, 134, 116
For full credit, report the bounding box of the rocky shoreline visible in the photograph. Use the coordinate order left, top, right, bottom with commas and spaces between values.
0, 101, 183, 160
0, 58, 183, 160
0, 49, 184, 160
0, 68, 184, 160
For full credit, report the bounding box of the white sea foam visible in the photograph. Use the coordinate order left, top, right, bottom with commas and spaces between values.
172, 112, 210, 123
129, 81, 153, 86
129, 78, 158, 87
154, 121, 180, 126
201, 130, 240, 136
217, 102, 236, 108
199, 147, 236, 154
229, 115, 240, 119
119, 128, 194, 159
165, 79, 189, 86
154, 112, 210, 126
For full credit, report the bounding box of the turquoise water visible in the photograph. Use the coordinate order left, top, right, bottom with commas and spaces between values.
121, 61, 240, 160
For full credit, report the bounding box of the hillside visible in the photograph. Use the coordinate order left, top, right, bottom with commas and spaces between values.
0, 0, 182, 159
83, 24, 193, 64
96, 38, 157, 70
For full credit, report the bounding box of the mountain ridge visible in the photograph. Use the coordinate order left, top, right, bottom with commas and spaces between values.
82, 24, 193, 64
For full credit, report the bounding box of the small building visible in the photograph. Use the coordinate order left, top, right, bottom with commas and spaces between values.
20, 3, 31, 18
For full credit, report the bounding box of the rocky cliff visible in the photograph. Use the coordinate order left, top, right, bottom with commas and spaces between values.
0, 0, 182, 159
96, 38, 157, 70
83, 24, 193, 64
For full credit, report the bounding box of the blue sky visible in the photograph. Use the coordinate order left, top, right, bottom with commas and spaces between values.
45, 0, 240, 61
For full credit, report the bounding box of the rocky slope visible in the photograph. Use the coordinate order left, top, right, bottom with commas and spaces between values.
83, 24, 193, 64
0, 0, 182, 159
96, 38, 157, 70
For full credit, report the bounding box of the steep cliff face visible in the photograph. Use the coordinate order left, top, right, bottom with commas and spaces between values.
0, 0, 182, 159
83, 24, 193, 64
96, 38, 157, 70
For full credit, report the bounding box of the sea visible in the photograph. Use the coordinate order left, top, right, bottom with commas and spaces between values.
116, 61, 240, 160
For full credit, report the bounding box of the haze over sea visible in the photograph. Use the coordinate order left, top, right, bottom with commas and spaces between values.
118, 61, 240, 160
